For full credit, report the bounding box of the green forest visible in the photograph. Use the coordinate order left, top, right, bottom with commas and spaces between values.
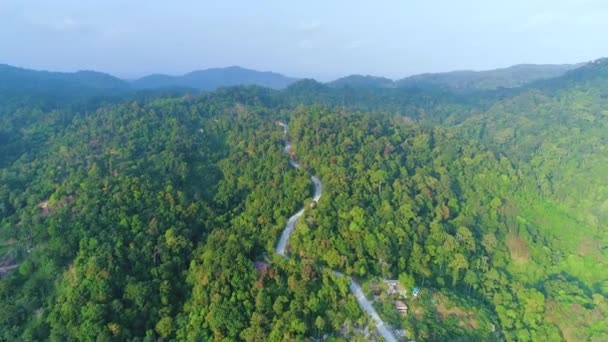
1, 59, 608, 341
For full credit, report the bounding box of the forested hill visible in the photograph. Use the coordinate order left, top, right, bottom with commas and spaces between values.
0, 64, 298, 107
1, 59, 608, 341
396, 63, 583, 91
457, 57, 608, 247
130, 66, 298, 90
0, 64, 129, 92
325, 63, 582, 91
0, 64, 132, 110
327, 75, 395, 89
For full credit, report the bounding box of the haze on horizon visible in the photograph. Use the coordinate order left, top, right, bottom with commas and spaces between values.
1, 0, 608, 81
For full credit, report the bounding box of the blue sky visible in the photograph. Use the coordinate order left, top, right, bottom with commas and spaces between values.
1, 0, 607, 80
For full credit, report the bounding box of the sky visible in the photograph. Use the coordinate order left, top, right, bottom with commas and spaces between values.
1, 0, 608, 81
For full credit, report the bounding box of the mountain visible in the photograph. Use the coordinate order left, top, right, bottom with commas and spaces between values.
327, 75, 395, 88
323, 64, 583, 92
131, 66, 298, 91
534, 57, 608, 91
396, 63, 583, 91
0, 64, 129, 94
0, 64, 132, 109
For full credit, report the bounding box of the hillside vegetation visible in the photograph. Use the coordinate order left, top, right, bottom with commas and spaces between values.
1, 60, 607, 341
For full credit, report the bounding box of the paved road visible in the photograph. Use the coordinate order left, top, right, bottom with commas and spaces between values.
275, 208, 304, 257
350, 278, 398, 342
275, 123, 398, 342
311, 176, 322, 202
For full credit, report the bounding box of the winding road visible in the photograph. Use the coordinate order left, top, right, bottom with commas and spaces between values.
274, 122, 398, 342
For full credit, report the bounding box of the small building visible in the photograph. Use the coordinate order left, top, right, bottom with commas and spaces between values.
384, 279, 407, 298
412, 287, 421, 297
395, 300, 408, 316
254, 261, 268, 273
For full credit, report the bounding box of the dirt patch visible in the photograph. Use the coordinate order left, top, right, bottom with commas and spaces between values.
498, 202, 517, 216
412, 306, 425, 319
38, 196, 75, 217
437, 301, 468, 318
434, 294, 479, 330
506, 232, 530, 263
577, 238, 604, 262
67, 263, 78, 286
38, 201, 51, 217
545, 300, 580, 342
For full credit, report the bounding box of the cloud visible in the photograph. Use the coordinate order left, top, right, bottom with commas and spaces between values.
50, 17, 96, 35
519, 12, 559, 31
575, 11, 608, 26
344, 39, 370, 50
18, 13, 94, 35
519, 9, 608, 33
297, 39, 314, 49
54, 17, 81, 31
567, 0, 599, 4
296, 20, 321, 31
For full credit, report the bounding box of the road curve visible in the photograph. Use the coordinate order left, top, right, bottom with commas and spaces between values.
276, 208, 304, 257
275, 122, 398, 342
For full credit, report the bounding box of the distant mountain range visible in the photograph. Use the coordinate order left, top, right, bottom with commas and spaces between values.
396, 63, 584, 91
0, 62, 591, 100
327, 75, 395, 89
0, 64, 129, 94
0, 64, 133, 108
328, 64, 584, 91
130, 66, 298, 90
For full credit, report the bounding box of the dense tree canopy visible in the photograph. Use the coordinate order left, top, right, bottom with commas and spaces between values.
2, 60, 608, 341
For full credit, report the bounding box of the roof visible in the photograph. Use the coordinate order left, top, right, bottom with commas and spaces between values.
395, 300, 408, 310
254, 261, 268, 273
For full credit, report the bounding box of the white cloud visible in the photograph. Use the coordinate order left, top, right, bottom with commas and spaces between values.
519, 12, 559, 31
297, 39, 314, 49
344, 39, 370, 50
574, 11, 608, 26
55, 17, 80, 31
567, 0, 599, 4
296, 20, 321, 31
22, 14, 93, 34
